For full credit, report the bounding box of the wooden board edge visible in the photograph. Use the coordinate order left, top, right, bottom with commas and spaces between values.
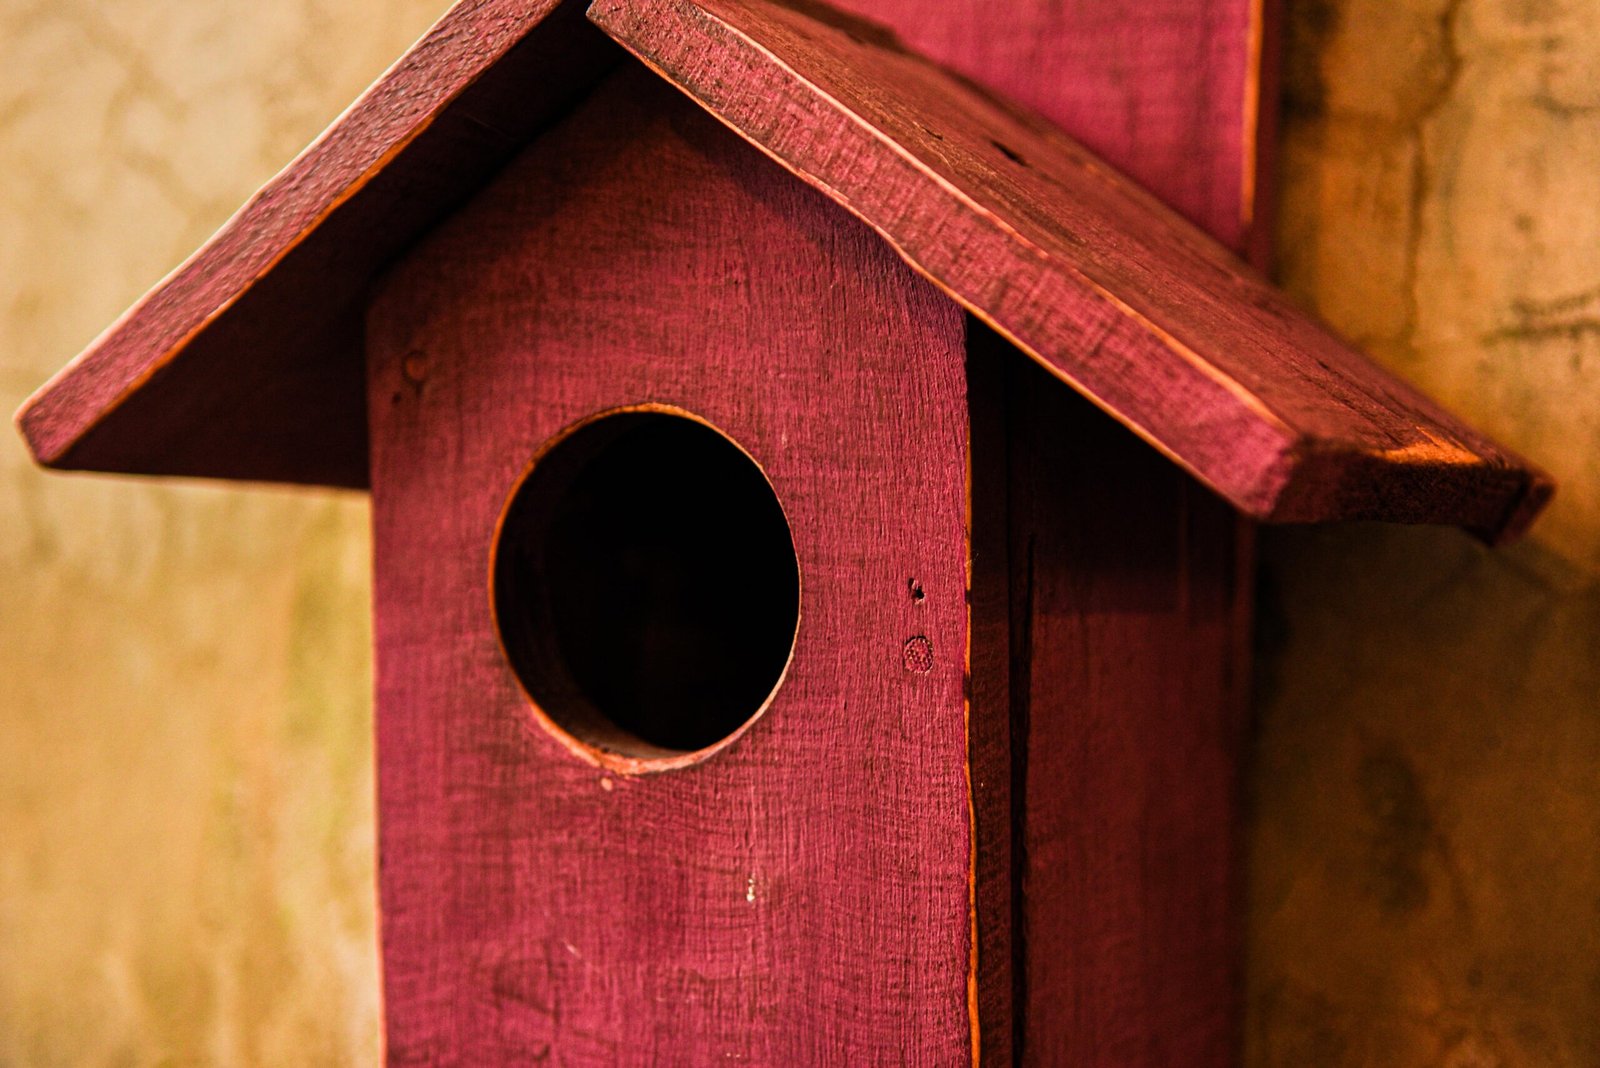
965, 322, 1013, 1066
12, 0, 589, 481
1266, 440, 1555, 544
585, 0, 1551, 544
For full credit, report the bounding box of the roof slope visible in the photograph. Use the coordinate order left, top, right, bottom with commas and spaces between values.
15, 0, 619, 488
591, 0, 1551, 540
16, 0, 1550, 540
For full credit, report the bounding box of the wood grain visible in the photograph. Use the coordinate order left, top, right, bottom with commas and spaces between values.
987, 339, 1254, 1065
923, 3, 1268, 1061
588, 0, 1552, 542
367, 68, 976, 1062
819, 0, 1275, 260
18, 0, 1547, 542
15, 0, 618, 487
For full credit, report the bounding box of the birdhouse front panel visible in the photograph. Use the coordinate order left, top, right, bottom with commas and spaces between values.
364, 67, 979, 1061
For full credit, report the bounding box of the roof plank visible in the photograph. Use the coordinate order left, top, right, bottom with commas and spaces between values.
15, 0, 618, 487
15, 0, 1549, 540
820, 0, 1273, 262
588, 0, 1551, 541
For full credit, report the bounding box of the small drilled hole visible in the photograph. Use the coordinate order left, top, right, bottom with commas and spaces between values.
492, 410, 800, 765
990, 138, 1027, 167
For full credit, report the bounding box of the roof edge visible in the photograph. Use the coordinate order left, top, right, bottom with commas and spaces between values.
15, 0, 1552, 544
588, 0, 1552, 543
15, 0, 617, 488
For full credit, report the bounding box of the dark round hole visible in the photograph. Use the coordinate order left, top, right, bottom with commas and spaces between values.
492, 410, 800, 762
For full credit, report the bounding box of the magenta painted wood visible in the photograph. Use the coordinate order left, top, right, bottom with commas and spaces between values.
14, 0, 616, 487
10, 2, 1557, 1059
850, 2, 1263, 1061
16, 0, 1549, 542
367, 69, 975, 1062
590, 0, 1549, 541
822, 0, 1274, 261
994, 347, 1254, 1065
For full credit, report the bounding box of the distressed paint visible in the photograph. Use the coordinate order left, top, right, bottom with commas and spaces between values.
366, 69, 973, 1062
590, 0, 1544, 539
823, 0, 1269, 257
14, 0, 617, 488
19, 0, 1546, 542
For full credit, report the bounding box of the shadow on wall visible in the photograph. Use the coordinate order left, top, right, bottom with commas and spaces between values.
1250, 525, 1599, 1065
1248, 0, 1600, 1063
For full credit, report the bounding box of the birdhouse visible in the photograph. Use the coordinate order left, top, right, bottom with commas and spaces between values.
17, 0, 1550, 1063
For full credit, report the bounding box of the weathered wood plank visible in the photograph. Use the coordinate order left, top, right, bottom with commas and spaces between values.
367, 68, 977, 1062
991, 341, 1254, 1066
16, 0, 618, 487
822, 0, 1274, 259
589, 0, 1551, 541
916, 4, 1270, 1060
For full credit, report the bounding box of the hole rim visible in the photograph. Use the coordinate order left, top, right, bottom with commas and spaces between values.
488, 403, 802, 776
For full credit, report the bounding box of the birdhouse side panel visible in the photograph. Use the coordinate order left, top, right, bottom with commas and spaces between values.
365, 66, 977, 1064
993, 345, 1252, 1067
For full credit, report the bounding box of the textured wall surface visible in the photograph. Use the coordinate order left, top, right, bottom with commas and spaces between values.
1249, 0, 1600, 1064
0, 1, 448, 1064
2, 0, 1596, 1064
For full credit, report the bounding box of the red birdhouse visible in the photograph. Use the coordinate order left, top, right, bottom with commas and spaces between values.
17, 0, 1549, 1063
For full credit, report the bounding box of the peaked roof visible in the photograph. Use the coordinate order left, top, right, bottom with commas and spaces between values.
16, 0, 1550, 541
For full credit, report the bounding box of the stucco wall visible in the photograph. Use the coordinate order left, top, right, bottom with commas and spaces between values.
0, 0, 1594, 1064
1248, 0, 1600, 1064
0, 2, 448, 1064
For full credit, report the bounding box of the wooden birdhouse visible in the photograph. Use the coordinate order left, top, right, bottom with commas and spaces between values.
17, 0, 1550, 1063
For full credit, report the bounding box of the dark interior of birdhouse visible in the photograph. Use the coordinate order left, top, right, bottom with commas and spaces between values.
491, 408, 801, 761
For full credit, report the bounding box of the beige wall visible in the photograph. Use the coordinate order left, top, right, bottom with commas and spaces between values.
0, 2, 448, 1064
1249, 0, 1600, 1064
1, 0, 1594, 1064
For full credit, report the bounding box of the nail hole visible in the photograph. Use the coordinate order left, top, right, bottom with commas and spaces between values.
493, 409, 800, 764
990, 138, 1027, 167
401, 351, 429, 389
908, 578, 925, 602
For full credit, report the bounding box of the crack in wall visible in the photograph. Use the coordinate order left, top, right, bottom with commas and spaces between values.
1398, 0, 1465, 366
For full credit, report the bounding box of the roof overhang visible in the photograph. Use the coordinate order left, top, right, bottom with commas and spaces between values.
15, 0, 1551, 541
